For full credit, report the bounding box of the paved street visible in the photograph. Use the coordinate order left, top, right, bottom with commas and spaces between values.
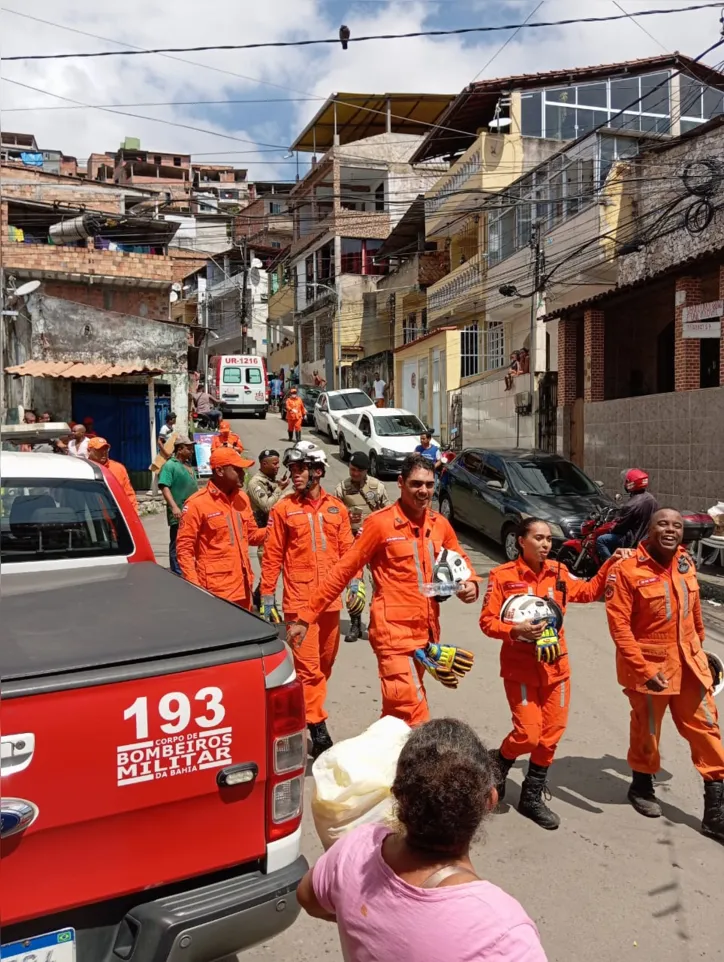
145, 415, 724, 962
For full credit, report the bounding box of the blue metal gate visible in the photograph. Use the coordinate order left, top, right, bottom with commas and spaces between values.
72, 385, 170, 471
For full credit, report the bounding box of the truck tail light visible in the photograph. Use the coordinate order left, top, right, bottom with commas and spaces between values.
266, 679, 306, 842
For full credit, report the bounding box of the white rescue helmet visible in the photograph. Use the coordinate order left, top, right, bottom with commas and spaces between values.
706, 650, 724, 698
282, 443, 328, 475
501, 594, 564, 630
420, 548, 472, 599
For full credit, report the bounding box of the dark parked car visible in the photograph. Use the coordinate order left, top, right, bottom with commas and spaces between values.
438, 448, 612, 561
279, 385, 320, 426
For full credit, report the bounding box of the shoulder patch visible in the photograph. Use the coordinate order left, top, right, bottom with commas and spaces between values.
604, 585, 615, 601
327, 506, 340, 514
606, 572, 617, 583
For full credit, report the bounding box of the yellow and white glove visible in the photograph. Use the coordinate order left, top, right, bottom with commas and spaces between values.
346, 579, 366, 615
414, 643, 475, 689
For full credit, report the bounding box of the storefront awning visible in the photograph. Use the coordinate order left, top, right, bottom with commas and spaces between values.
4, 360, 164, 378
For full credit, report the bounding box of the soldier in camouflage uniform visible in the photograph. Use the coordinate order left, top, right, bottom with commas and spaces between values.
334, 451, 390, 642
247, 449, 290, 609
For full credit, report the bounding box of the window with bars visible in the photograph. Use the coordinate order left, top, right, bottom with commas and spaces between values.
404, 312, 418, 344
460, 322, 480, 379
484, 321, 505, 371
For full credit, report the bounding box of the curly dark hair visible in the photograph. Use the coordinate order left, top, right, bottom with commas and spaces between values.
392, 718, 496, 856
400, 452, 435, 480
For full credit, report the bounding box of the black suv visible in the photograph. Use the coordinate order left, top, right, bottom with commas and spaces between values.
438, 448, 612, 560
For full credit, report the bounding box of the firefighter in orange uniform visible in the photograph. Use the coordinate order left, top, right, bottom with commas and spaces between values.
605, 508, 724, 841
87, 437, 139, 513
481, 518, 628, 830
260, 444, 355, 758
285, 386, 306, 443
287, 453, 480, 731
210, 420, 244, 454
176, 447, 264, 610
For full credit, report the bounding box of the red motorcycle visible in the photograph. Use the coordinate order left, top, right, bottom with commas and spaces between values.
558, 505, 715, 576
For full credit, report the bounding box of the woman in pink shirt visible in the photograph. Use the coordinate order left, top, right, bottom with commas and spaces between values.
297, 718, 547, 962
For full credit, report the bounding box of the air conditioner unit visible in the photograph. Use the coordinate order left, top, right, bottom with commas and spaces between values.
514, 391, 532, 415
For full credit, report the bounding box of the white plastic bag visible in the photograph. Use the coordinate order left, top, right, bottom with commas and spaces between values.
311, 716, 411, 850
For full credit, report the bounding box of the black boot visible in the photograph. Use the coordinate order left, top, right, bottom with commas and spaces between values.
288, 432, 293, 442
518, 762, 560, 830
252, 582, 261, 612
628, 771, 662, 818
308, 721, 333, 760
346, 612, 362, 643
295, 431, 302, 442
702, 780, 724, 842
491, 749, 514, 803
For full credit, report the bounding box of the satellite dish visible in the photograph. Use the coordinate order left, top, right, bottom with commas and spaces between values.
169, 290, 179, 303
489, 116, 512, 130
14, 280, 41, 297
171, 282, 182, 292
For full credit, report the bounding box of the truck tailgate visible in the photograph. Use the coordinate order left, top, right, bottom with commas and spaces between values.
1, 564, 283, 926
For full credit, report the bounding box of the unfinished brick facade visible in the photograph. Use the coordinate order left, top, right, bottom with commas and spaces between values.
42, 282, 170, 322
557, 315, 579, 405
674, 275, 702, 392
583, 308, 605, 402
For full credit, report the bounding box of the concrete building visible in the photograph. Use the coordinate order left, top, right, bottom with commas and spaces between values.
406, 53, 724, 453
2, 131, 78, 176
1, 164, 194, 480
548, 116, 724, 511
204, 247, 271, 360
236, 182, 294, 252
286, 93, 452, 386
266, 247, 296, 383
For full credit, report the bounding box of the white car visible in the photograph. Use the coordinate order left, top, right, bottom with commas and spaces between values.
337, 408, 439, 477
313, 389, 375, 440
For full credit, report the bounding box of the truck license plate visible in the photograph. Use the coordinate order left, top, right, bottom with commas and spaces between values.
1, 928, 75, 961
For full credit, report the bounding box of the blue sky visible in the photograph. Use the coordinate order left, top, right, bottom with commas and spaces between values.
1, 0, 720, 179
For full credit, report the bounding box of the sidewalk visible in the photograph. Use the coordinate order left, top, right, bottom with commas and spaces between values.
142, 510, 170, 568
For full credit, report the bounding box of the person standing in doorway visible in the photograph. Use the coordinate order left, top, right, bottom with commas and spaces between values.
157, 412, 177, 454
158, 434, 198, 575
372, 371, 387, 408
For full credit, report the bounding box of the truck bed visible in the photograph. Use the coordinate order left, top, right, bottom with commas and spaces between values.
1, 562, 280, 690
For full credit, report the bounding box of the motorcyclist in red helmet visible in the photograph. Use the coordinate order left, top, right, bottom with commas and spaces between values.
597, 468, 659, 560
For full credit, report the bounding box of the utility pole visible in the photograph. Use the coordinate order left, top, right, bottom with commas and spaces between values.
529, 221, 544, 441
239, 237, 249, 355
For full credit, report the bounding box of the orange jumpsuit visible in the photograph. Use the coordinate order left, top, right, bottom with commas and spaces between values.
285, 396, 306, 434
298, 503, 480, 726
480, 556, 614, 766
605, 543, 724, 780
106, 459, 138, 514
176, 480, 265, 609
211, 432, 244, 454
261, 491, 355, 724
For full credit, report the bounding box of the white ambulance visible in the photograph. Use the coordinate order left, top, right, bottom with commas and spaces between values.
210, 355, 269, 419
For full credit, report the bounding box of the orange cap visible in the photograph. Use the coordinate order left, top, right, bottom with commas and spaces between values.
219, 420, 231, 432
88, 436, 110, 451
210, 447, 254, 470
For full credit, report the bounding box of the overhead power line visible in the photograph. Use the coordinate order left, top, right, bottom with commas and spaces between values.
2, 4, 722, 62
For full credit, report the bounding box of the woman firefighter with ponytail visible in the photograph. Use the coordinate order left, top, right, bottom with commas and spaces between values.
480, 518, 631, 830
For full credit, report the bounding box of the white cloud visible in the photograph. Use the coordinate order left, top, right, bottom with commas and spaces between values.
1, 0, 721, 177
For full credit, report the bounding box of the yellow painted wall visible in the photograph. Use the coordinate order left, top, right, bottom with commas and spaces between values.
394, 328, 460, 437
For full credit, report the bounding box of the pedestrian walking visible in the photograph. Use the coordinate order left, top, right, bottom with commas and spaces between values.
288, 453, 479, 727
606, 508, 724, 841
334, 451, 390, 643
157, 412, 177, 454
480, 518, 630, 830
285, 386, 306, 442
158, 434, 198, 576
87, 437, 138, 513
261, 444, 355, 758
176, 447, 264, 609
372, 371, 386, 408
247, 449, 290, 607
297, 718, 547, 962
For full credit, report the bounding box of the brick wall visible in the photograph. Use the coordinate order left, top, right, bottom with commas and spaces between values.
557, 315, 579, 404
2, 243, 175, 283
674, 275, 701, 391
42, 281, 170, 322
168, 249, 209, 283
583, 308, 605, 402
1, 166, 126, 214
